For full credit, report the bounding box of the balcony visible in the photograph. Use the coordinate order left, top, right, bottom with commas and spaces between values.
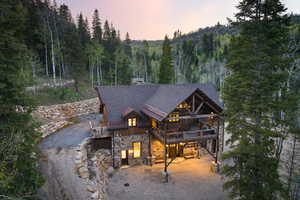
152, 128, 217, 144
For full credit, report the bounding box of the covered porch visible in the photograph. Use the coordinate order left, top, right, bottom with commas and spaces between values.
150, 113, 224, 181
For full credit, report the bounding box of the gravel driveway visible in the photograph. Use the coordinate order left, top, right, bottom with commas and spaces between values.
39, 114, 102, 150
107, 155, 228, 200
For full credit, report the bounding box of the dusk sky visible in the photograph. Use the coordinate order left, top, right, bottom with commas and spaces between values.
57, 0, 300, 40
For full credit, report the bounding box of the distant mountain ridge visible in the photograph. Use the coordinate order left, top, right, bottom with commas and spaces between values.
132, 13, 300, 46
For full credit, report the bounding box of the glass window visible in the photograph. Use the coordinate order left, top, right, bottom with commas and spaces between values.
133, 142, 141, 158
128, 118, 137, 127
152, 120, 157, 128
168, 112, 179, 122
121, 150, 127, 159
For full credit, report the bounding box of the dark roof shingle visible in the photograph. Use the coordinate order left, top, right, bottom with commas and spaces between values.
95, 83, 222, 128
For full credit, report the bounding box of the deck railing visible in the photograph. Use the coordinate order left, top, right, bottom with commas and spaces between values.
152, 128, 217, 144
90, 124, 110, 138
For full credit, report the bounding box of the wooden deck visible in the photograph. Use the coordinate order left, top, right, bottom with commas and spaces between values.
152, 128, 217, 144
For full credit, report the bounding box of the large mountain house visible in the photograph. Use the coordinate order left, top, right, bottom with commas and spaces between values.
92, 84, 224, 173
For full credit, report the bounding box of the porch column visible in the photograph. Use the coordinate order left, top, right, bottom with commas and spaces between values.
163, 125, 169, 182
215, 119, 220, 164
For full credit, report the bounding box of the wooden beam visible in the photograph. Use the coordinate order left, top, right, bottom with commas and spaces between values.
192, 95, 195, 112
194, 102, 204, 114
167, 134, 218, 144
165, 113, 218, 120
166, 128, 215, 136
205, 101, 220, 113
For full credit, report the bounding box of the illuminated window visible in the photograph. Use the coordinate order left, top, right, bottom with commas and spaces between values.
177, 103, 190, 109
152, 120, 157, 128
133, 142, 141, 158
169, 112, 179, 122
121, 150, 127, 159
128, 118, 137, 127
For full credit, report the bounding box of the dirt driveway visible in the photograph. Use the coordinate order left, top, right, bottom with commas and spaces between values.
107, 155, 227, 200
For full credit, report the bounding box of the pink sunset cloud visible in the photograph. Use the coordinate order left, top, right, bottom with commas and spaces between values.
57, 0, 300, 40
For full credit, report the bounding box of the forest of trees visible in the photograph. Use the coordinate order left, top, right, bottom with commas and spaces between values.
222, 1, 300, 200
1, 0, 300, 199
15, 0, 134, 92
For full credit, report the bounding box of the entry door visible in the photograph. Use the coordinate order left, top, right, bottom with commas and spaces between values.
121, 150, 129, 165
168, 144, 177, 159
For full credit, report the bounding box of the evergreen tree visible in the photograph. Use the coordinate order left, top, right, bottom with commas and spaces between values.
0, 0, 44, 198
222, 0, 292, 199
64, 22, 85, 92
92, 9, 102, 43
77, 13, 90, 47
102, 20, 110, 41
159, 35, 173, 84
114, 46, 132, 85
124, 32, 132, 58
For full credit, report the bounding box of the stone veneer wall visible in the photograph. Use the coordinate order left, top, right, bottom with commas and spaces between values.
113, 130, 150, 167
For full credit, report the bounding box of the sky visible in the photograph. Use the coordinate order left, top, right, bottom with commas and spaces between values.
57, 0, 300, 40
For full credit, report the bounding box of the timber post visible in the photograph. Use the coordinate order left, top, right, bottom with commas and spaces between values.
163, 124, 169, 183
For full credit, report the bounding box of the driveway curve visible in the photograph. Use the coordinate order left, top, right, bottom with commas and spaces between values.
39, 114, 102, 150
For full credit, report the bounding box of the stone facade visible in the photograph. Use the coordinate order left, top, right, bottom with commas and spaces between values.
113, 129, 150, 168
110, 123, 225, 168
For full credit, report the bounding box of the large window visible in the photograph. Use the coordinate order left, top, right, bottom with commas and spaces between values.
151, 120, 157, 128
128, 118, 137, 127
133, 142, 141, 158
169, 112, 179, 122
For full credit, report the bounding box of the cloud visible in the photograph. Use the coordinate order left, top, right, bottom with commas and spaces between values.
57, 0, 300, 40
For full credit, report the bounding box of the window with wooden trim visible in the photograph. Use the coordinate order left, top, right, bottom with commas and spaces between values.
133, 142, 141, 158
169, 112, 179, 122
128, 118, 137, 127
151, 120, 157, 128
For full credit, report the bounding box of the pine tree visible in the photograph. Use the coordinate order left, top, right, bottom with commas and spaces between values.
0, 0, 44, 198
124, 32, 132, 58
102, 20, 110, 41
159, 35, 173, 84
222, 0, 292, 199
77, 13, 90, 47
92, 9, 102, 43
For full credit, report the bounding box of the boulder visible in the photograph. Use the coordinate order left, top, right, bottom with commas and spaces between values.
91, 191, 99, 199
86, 185, 97, 193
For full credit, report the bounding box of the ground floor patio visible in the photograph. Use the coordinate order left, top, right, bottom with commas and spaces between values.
107, 155, 228, 200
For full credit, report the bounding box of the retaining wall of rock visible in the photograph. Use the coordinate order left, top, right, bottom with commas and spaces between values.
74, 138, 113, 200
34, 98, 99, 137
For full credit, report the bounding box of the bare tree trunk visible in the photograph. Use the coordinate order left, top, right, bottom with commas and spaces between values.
144, 53, 147, 82
97, 61, 100, 86
46, 15, 56, 84
50, 30, 56, 84
115, 59, 118, 85
44, 38, 49, 77
53, 14, 64, 82
99, 60, 103, 84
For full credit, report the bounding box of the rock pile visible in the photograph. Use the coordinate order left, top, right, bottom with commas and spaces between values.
88, 149, 113, 200
34, 98, 99, 138
74, 138, 112, 200
37, 120, 72, 138
75, 138, 90, 179
35, 98, 99, 121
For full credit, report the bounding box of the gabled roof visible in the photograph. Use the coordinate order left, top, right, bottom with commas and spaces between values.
122, 107, 139, 118
95, 83, 222, 129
